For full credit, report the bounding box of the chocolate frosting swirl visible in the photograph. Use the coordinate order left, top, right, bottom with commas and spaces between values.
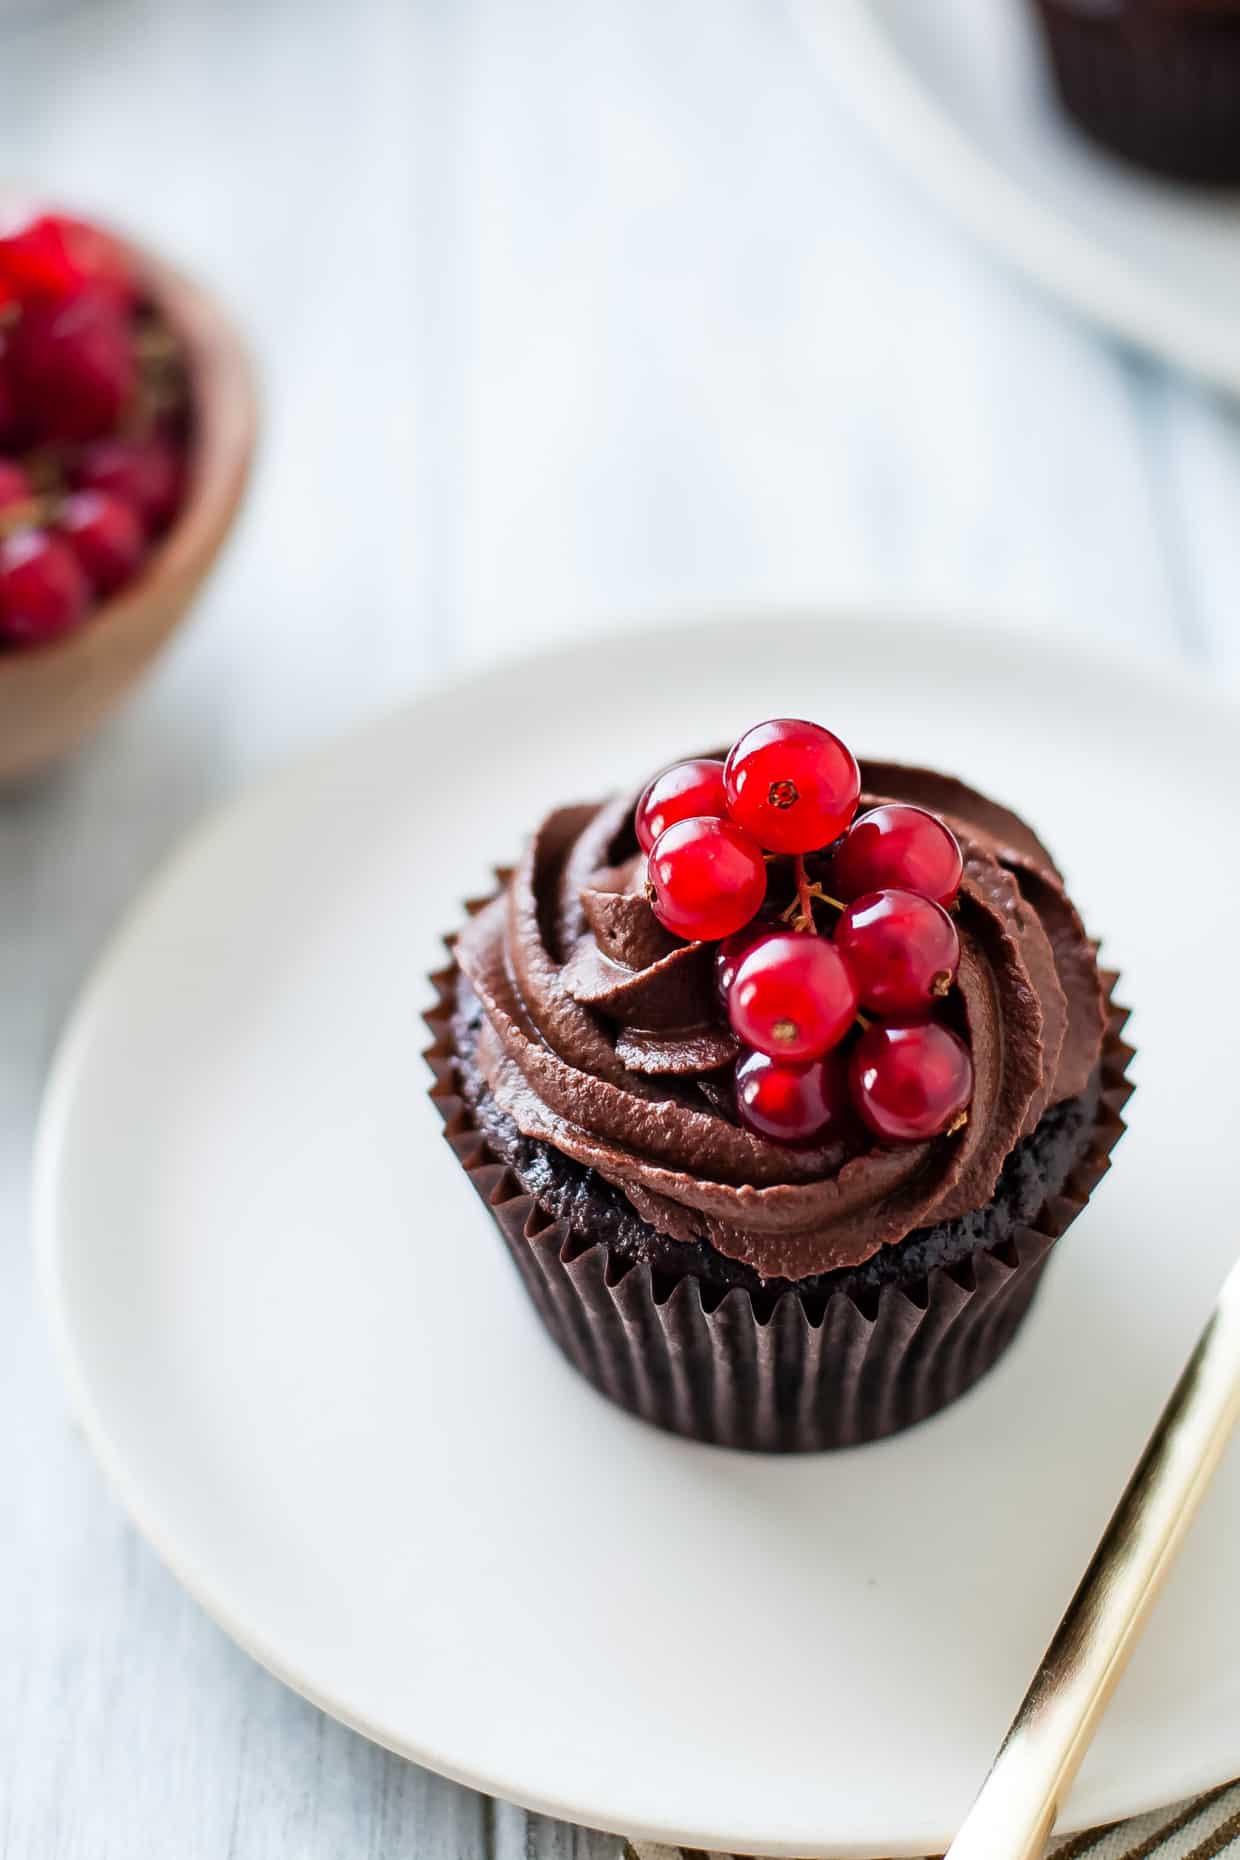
455, 761, 1106, 1282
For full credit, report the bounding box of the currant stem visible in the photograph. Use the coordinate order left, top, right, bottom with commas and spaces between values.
793, 854, 816, 933
781, 857, 844, 932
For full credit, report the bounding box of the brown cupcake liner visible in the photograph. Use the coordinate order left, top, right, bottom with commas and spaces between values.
424, 906, 1134, 1452
1032, 2, 1240, 184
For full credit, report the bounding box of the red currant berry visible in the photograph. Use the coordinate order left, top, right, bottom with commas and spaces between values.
0, 212, 82, 302
0, 210, 133, 305
72, 434, 184, 536
47, 215, 134, 303
728, 931, 858, 1061
835, 888, 960, 1018
635, 758, 726, 854
646, 816, 767, 943
724, 718, 860, 854
849, 1022, 973, 1143
715, 919, 775, 1005
833, 803, 963, 907
0, 459, 32, 512
8, 287, 135, 443
57, 490, 145, 596
0, 529, 89, 646
736, 1048, 854, 1146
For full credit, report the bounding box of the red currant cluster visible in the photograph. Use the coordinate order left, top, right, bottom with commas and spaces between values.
637, 719, 974, 1148
0, 209, 188, 648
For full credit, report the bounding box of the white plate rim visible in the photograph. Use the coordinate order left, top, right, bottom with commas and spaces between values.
791, 0, 1240, 399
31, 605, 1240, 1857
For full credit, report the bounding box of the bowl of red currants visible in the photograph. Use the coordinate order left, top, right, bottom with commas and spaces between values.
0, 204, 256, 781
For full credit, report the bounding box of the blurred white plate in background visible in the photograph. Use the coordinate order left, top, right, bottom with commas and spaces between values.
796, 0, 1240, 397
35, 613, 1240, 1857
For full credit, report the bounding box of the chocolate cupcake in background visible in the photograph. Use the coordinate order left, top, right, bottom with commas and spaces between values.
426, 720, 1133, 1452
1031, 0, 1240, 184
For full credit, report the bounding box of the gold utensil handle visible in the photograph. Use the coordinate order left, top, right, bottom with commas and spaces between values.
946, 1257, 1240, 1860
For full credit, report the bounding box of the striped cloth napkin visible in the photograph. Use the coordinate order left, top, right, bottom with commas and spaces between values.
626, 1778, 1240, 1860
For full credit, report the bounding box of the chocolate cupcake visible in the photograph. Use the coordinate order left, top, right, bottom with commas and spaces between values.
1031, 1, 1240, 183
426, 720, 1132, 1451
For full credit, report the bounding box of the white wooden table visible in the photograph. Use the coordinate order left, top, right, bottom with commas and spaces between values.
3, 3, 1238, 1854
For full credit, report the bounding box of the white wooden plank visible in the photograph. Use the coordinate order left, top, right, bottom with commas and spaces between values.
457, 0, 1189, 662
1140, 377, 1240, 688
494, 1800, 624, 1858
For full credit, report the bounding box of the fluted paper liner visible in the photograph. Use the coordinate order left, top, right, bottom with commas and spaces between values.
1032, 2, 1240, 184
425, 903, 1134, 1451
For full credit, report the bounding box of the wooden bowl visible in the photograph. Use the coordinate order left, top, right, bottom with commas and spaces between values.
0, 244, 257, 782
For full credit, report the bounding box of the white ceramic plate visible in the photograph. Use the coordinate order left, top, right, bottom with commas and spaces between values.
795, 0, 1240, 397
35, 614, 1240, 1859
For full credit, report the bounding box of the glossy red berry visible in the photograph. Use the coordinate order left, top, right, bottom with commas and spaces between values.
715, 920, 776, 1005
58, 490, 145, 596
0, 459, 32, 512
8, 287, 135, 443
0, 212, 83, 302
635, 758, 726, 854
0, 210, 132, 305
48, 214, 134, 303
735, 1048, 854, 1146
724, 718, 860, 854
833, 803, 963, 907
646, 816, 767, 943
728, 931, 858, 1062
850, 1022, 973, 1143
72, 434, 184, 536
835, 888, 960, 1018
0, 529, 89, 646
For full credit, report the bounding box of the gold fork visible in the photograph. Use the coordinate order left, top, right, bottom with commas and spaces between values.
946, 1257, 1240, 1860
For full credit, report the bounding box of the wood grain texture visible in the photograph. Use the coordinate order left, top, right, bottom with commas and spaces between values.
0, 1, 1234, 1855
